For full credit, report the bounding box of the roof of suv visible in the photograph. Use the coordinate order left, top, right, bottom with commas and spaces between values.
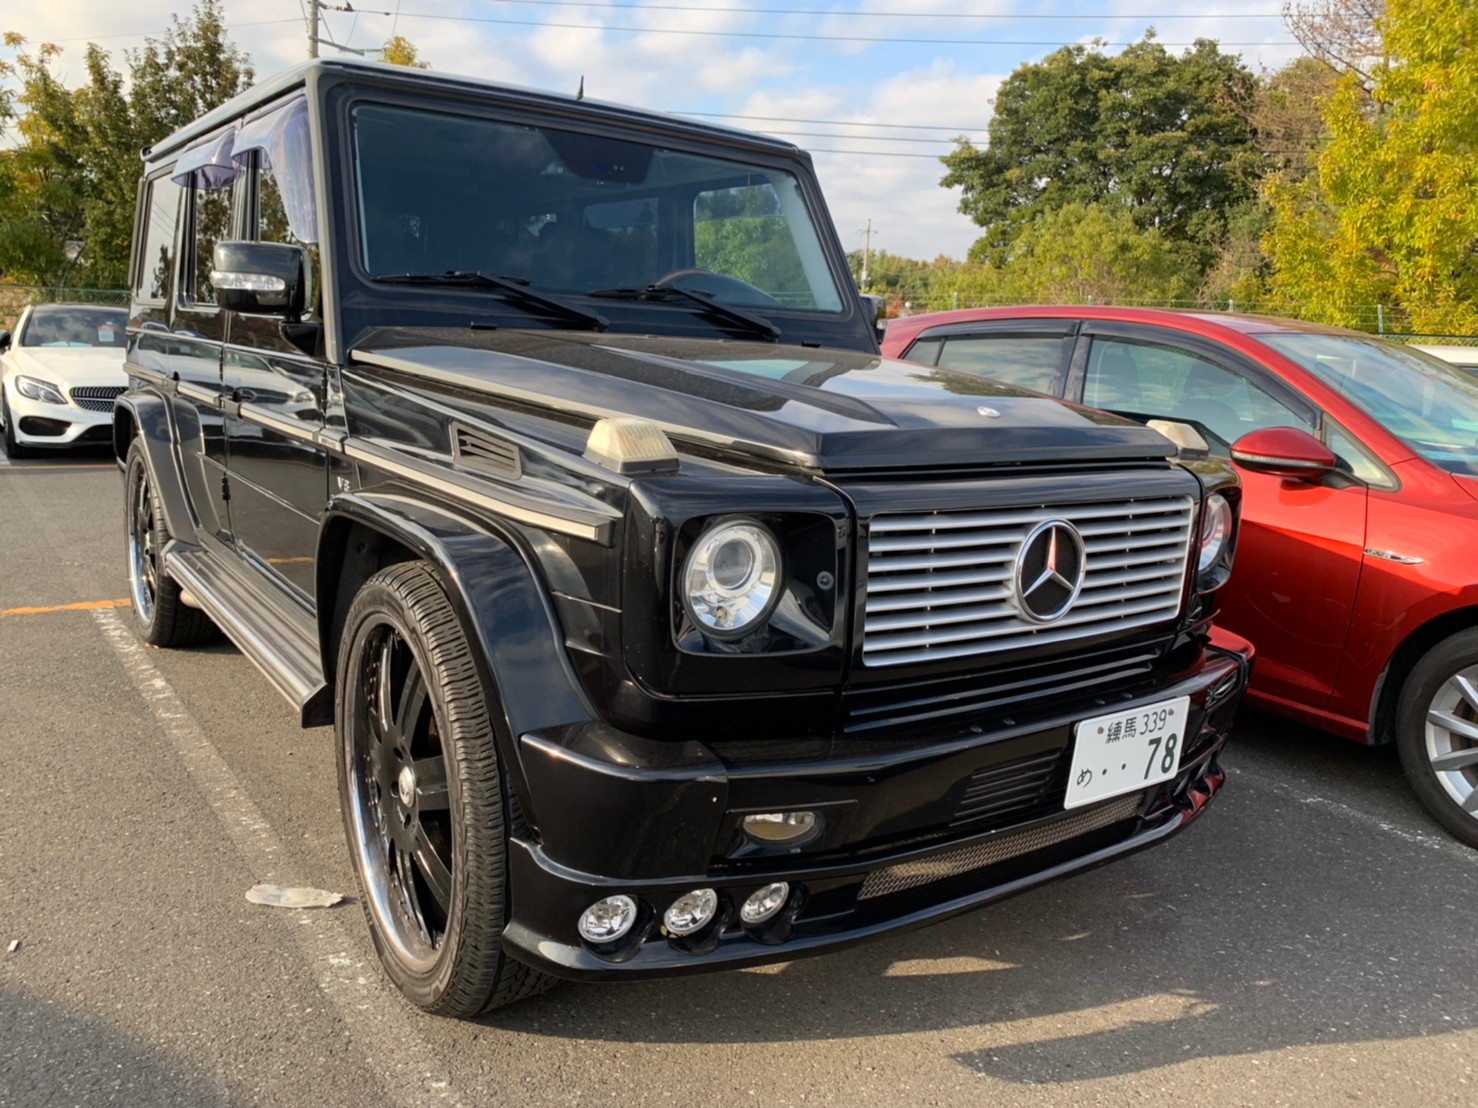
146, 57, 801, 164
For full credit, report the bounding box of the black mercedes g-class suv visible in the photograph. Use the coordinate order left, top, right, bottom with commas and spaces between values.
116, 59, 1250, 1016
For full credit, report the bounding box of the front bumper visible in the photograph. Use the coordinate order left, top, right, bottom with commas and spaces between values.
5, 384, 114, 448
503, 635, 1252, 980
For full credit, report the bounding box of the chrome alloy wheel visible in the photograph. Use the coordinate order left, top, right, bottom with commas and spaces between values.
1423, 667, 1478, 820
345, 620, 454, 972
127, 463, 158, 623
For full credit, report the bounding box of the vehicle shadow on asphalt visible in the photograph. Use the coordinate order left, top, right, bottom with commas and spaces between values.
484, 717, 1477, 1079
0, 981, 231, 1106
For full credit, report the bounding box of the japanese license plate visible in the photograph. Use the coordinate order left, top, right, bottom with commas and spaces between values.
1064, 696, 1191, 810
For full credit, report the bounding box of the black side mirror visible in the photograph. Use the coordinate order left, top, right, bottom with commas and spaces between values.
211, 241, 306, 318
0, 330, 11, 353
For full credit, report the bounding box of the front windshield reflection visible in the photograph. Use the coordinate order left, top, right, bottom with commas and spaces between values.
1261, 333, 1478, 475
350, 103, 844, 314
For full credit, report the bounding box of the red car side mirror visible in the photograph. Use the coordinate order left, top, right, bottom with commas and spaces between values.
1230, 426, 1337, 481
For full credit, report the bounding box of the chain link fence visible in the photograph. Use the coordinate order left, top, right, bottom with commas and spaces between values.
0, 287, 131, 332
3, 284, 1474, 348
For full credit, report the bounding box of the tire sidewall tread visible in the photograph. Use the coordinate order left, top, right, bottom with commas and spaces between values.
1395, 628, 1478, 849
335, 560, 551, 1017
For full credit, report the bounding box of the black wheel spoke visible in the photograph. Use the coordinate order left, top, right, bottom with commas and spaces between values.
409, 825, 454, 913
375, 634, 396, 739
395, 655, 428, 739
411, 756, 449, 810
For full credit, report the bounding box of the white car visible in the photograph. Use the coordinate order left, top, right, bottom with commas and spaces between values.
0, 303, 129, 458
1412, 344, 1478, 373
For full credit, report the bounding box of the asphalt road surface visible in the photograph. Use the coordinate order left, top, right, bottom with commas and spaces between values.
2, 445, 1475, 1108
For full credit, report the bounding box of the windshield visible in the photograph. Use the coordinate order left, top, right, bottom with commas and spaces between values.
20, 305, 127, 349
349, 103, 844, 314
1261, 332, 1478, 475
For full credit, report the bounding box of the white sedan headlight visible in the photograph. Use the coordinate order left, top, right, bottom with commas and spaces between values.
681, 519, 782, 637
15, 375, 66, 405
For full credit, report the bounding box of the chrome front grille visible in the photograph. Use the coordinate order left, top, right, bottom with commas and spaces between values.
864, 496, 1194, 667
70, 386, 126, 413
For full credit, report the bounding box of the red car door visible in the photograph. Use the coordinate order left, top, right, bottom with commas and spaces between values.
1077, 331, 1368, 710
1218, 468, 1367, 710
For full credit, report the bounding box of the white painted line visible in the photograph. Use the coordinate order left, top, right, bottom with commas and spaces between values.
92, 609, 472, 1106
1227, 764, 1478, 865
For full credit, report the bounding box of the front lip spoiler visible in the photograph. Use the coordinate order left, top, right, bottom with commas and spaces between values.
500, 758, 1227, 981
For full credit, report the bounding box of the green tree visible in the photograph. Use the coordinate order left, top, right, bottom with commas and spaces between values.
0, 1, 251, 289
382, 35, 429, 68
994, 202, 1199, 304
0, 37, 84, 286
125, 0, 252, 150
1264, 0, 1478, 333
941, 35, 1261, 274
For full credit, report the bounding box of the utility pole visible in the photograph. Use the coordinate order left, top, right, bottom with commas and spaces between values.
308, 0, 319, 58
859, 219, 876, 290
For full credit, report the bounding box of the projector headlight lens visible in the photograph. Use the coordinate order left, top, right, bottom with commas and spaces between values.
681, 520, 782, 637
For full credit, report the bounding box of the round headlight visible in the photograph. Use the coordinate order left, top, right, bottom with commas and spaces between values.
681, 520, 782, 637
1197, 493, 1233, 574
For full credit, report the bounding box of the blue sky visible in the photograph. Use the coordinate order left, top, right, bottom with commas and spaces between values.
5, 1, 1304, 260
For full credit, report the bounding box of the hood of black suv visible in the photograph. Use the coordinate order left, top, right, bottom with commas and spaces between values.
350, 328, 1174, 472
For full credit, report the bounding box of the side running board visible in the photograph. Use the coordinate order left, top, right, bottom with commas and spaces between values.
163, 546, 333, 727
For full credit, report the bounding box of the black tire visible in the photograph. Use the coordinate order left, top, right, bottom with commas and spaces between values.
1396, 629, 1478, 849
124, 440, 216, 647
335, 561, 553, 1016
2, 389, 30, 459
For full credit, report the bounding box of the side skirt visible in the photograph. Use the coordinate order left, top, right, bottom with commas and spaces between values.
164, 543, 332, 727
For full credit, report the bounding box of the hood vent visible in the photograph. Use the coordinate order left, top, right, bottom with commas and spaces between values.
451, 423, 522, 480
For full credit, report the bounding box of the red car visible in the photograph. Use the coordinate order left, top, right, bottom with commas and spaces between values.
884, 306, 1478, 847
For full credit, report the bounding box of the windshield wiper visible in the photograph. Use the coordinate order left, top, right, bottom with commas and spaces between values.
588, 285, 780, 342
373, 271, 608, 331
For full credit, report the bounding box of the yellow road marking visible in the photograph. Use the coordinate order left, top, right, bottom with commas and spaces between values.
266, 556, 315, 565
0, 598, 131, 618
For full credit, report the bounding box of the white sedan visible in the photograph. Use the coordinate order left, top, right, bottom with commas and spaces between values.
0, 303, 129, 458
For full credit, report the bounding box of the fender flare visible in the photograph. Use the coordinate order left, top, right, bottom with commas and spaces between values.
316, 493, 598, 821
114, 392, 198, 547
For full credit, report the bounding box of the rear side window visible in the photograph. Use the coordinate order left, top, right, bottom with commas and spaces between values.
136, 177, 183, 302
933, 334, 1070, 393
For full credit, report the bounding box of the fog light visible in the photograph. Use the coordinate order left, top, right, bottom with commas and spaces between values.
578, 895, 637, 943
663, 889, 718, 936
742, 810, 819, 845
741, 882, 790, 925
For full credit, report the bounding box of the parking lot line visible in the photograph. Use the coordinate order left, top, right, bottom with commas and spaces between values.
0, 598, 131, 619
1228, 763, 1478, 865
91, 608, 473, 1107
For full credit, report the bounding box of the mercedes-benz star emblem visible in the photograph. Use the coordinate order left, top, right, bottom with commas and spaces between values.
1013, 519, 1086, 623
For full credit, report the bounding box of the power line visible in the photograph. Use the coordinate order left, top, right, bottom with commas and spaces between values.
27, 19, 302, 45
478, 0, 1286, 18
677, 111, 986, 132
392, 10, 1298, 47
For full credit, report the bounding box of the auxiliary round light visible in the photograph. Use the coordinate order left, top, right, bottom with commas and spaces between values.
681, 520, 782, 637
663, 888, 718, 936
740, 882, 791, 925
741, 810, 819, 846
578, 894, 638, 944
1197, 493, 1233, 573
